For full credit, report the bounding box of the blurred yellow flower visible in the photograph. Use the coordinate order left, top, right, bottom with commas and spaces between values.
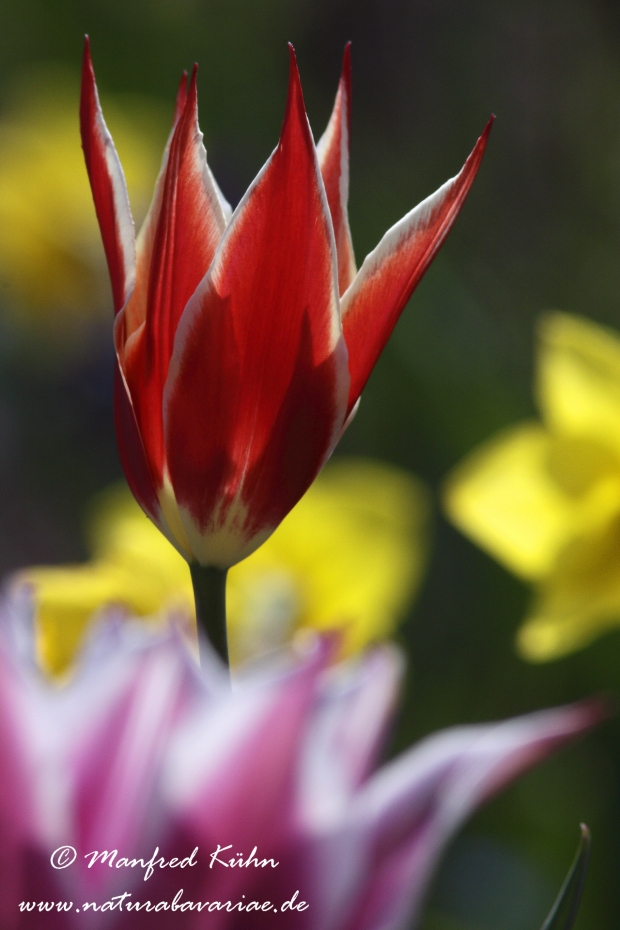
18, 458, 429, 676
0, 66, 164, 334
444, 311, 620, 662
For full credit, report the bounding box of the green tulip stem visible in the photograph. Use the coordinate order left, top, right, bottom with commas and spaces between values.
190, 563, 229, 672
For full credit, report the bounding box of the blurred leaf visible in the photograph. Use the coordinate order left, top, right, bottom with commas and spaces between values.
540, 825, 591, 930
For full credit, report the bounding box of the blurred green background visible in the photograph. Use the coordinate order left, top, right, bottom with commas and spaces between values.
0, 0, 619, 927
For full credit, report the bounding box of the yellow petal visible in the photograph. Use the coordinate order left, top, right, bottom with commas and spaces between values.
445, 311, 620, 662
22, 561, 180, 677
517, 505, 620, 661
537, 311, 620, 460
444, 423, 581, 580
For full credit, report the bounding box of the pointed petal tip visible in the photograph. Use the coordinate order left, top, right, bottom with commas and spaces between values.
181, 64, 199, 118
80, 30, 136, 316
342, 41, 352, 72
557, 695, 610, 732
341, 42, 352, 106
483, 113, 495, 137
188, 62, 199, 93
287, 42, 301, 90
455, 114, 494, 185
80, 38, 97, 116
586, 693, 615, 723
82, 35, 93, 73
473, 114, 494, 156
282, 43, 307, 137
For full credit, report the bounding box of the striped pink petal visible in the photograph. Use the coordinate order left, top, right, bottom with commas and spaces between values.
0, 650, 36, 926
342, 117, 493, 414
317, 43, 356, 296
163, 47, 349, 568
347, 699, 603, 930
72, 634, 202, 896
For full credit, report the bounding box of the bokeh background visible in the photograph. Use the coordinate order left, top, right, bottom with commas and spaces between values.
0, 0, 619, 927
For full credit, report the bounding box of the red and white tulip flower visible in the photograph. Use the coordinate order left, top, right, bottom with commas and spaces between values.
81, 39, 492, 570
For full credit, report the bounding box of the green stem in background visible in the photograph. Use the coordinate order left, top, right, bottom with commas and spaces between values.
189, 563, 229, 671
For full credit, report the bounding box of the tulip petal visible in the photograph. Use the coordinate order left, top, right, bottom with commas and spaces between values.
80, 37, 135, 314
341, 117, 493, 413
348, 700, 602, 930
0, 650, 35, 923
121, 70, 228, 340
300, 647, 403, 830
120, 66, 228, 489
113, 363, 161, 521
164, 640, 332, 905
127, 71, 189, 326
114, 363, 192, 557
139, 64, 228, 353
164, 47, 349, 568
73, 635, 200, 894
116, 358, 193, 559
537, 312, 620, 461
317, 43, 356, 295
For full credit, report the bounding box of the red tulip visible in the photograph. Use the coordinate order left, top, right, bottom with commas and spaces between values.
81, 38, 492, 568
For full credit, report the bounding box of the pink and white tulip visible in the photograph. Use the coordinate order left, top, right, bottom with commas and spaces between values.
0, 592, 601, 929
81, 39, 492, 568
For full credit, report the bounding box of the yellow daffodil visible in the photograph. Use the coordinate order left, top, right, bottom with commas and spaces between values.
444, 311, 620, 662
0, 67, 163, 333
18, 458, 429, 676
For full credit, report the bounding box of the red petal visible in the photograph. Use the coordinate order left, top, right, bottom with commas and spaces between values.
342, 117, 494, 413
119, 69, 190, 342
113, 362, 161, 524
163, 47, 349, 567
80, 37, 135, 315
121, 65, 227, 488
111, 71, 188, 518
122, 68, 230, 341
317, 43, 356, 296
